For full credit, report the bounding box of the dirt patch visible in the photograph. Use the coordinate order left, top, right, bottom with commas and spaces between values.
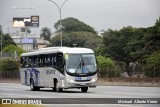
97, 78, 160, 87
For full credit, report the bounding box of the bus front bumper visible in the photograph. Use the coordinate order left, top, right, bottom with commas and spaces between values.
66, 81, 97, 88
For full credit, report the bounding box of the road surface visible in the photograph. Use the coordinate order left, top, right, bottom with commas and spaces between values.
0, 83, 160, 107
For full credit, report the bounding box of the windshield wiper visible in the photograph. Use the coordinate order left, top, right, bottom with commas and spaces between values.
81, 57, 92, 74
75, 55, 92, 74
75, 59, 81, 74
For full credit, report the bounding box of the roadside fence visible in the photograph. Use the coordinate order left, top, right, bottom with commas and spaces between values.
0, 71, 19, 78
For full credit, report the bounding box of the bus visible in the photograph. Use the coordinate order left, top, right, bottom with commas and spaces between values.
20, 47, 97, 92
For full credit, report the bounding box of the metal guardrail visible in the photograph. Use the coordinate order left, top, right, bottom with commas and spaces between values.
0, 52, 16, 59
0, 71, 19, 78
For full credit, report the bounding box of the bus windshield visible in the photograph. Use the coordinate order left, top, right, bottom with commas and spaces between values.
65, 54, 97, 75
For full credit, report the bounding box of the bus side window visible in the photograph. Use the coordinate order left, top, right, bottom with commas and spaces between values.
29, 56, 34, 67
39, 55, 45, 67
51, 53, 57, 68
33, 55, 38, 67
45, 54, 51, 67
24, 56, 29, 68
48, 55, 51, 66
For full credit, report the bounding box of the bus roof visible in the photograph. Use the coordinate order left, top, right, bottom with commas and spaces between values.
21, 47, 94, 57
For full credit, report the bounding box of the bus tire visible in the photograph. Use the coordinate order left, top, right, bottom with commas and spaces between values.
59, 88, 63, 92
30, 79, 40, 91
81, 87, 88, 92
53, 79, 57, 92
55, 80, 63, 92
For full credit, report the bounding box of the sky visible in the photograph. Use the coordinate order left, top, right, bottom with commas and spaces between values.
0, 0, 160, 36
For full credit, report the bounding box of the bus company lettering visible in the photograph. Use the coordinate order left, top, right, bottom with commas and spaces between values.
46, 69, 55, 75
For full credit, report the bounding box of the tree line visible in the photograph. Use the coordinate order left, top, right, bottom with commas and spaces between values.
102, 18, 160, 76
41, 17, 160, 77
0, 17, 160, 77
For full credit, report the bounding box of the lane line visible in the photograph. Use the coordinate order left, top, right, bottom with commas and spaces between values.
42, 104, 143, 107
1, 92, 53, 98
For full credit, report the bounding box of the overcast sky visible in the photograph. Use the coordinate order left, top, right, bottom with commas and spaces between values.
0, 0, 160, 35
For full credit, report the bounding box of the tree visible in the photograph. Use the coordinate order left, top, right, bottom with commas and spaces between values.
84, 32, 103, 49
142, 51, 160, 77
146, 51, 160, 65
128, 17, 160, 63
0, 33, 16, 51
50, 32, 103, 50
0, 58, 19, 72
97, 55, 115, 68
103, 27, 146, 75
50, 32, 86, 47
40, 27, 51, 41
103, 17, 160, 75
51, 17, 101, 49
54, 17, 97, 34
142, 18, 160, 53
2, 44, 25, 58
125, 28, 147, 61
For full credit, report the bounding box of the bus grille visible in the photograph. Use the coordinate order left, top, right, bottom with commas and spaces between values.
73, 83, 92, 86
75, 80, 90, 82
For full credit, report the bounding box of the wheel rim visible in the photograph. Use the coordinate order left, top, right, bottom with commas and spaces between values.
56, 82, 59, 91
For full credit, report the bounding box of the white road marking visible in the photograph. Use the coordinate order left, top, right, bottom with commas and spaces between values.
42, 104, 143, 107
1, 92, 53, 98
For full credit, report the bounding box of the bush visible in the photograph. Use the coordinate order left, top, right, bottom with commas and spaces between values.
144, 64, 160, 77
143, 51, 160, 77
2, 44, 25, 58
0, 58, 19, 72
97, 56, 122, 77
97, 55, 115, 67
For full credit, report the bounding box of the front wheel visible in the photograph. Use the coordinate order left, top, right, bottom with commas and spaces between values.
81, 87, 88, 92
53, 80, 63, 92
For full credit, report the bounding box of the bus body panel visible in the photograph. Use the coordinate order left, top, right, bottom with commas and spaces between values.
20, 47, 97, 91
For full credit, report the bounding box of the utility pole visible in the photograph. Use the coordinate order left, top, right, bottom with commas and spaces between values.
48, 0, 69, 47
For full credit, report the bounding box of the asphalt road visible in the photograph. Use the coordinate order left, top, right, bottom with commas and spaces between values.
0, 83, 160, 107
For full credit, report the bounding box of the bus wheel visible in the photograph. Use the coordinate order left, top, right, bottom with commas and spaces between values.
55, 81, 63, 92
53, 79, 57, 92
81, 87, 88, 92
30, 79, 40, 91
52, 87, 56, 92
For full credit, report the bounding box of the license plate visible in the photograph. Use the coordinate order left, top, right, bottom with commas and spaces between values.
81, 83, 86, 85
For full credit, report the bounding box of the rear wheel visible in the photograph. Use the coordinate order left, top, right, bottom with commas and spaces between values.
81, 87, 88, 92
30, 79, 40, 91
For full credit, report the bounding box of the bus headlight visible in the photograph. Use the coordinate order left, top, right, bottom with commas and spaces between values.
91, 77, 97, 82
69, 79, 74, 82
69, 79, 74, 83
67, 78, 74, 83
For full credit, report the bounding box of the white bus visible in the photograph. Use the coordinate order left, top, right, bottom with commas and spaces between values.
20, 47, 97, 92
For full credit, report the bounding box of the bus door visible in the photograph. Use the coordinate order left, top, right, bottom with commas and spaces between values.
45, 53, 64, 87
55, 52, 65, 87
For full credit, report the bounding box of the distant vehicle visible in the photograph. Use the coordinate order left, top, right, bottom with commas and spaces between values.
20, 47, 97, 92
